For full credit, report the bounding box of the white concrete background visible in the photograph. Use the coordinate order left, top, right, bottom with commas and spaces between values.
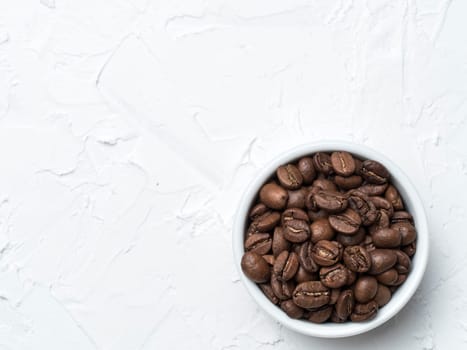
0, 0, 466, 349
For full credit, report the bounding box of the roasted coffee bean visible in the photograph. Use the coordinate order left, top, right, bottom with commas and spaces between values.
293, 281, 330, 308
357, 183, 388, 196
376, 268, 399, 286
354, 276, 378, 303
402, 241, 416, 257
385, 185, 404, 210
336, 228, 366, 246
346, 270, 357, 285
259, 183, 288, 210
329, 288, 341, 305
392, 222, 417, 245
335, 289, 354, 320
369, 196, 394, 218
334, 175, 363, 190
307, 209, 328, 221
331, 151, 356, 176
350, 301, 378, 322
312, 178, 337, 192
320, 264, 349, 288
287, 188, 308, 209
347, 190, 378, 226
313, 152, 333, 175
280, 299, 304, 319
360, 160, 390, 184
262, 255, 275, 265
277, 164, 303, 190
360, 235, 376, 252
245, 233, 272, 255
371, 228, 401, 248
283, 219, 310, 243
331, 310, 347, 323
312, 240, 343, 266
241, 252, 271, 283
394, 250, 411, 274
305, 191, 318, 211
271, 274, 295, 300
259, 283, 279, 305
246, 221, 260, 237
308, 305, 333, 323
255, 211, 281, 232
368, 249, 397, 275
374, 284, 392, 307
272, 227, 290, 257
249, 203, 268, 220
310, 218, 335, 243
391, 211, 414, 224
314, 191, 348, 212
298, 157, 316, 184
298, 241, 319, 273
295, 265, 318, 283
274, 251, 299, 281
368, 210, 390, 235
329, 208, 361, 235
343, 245, 372, 272
281, 208, 309, 225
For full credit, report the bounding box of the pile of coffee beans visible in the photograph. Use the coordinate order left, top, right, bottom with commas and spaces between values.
241, 151, 416, 323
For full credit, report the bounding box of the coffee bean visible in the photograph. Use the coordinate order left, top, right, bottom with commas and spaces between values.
374, 284, 392, 307
371, 228, 401, 248
357, 183, 388, 196
329, 287, 341, 305
335, 289, 354, 320
331, 151, 356, 176
295, 265, 317, 283
287, 188, 308, 209
307, 209, 328, 221
249, 203, 268, 220
262, 255, 275, 265
391, 211, 414, 224
376, 268, 399, 286
329, 208, 361, 235
354, 276, 378, 303
343, 245, 372, 272
279, 299, 304, 319
312, 178, 337, 192
385, 185, 404, 210
347, 190, 378, 226
283, 219, 310, 243
313, 152, 333, 175
360, 160, 390, 184
320, 264, 349, 288
259, 283, 279, 305
277, 164, 303, 190
350, 301, 378, 322
368, 210, 390, 235
298, 157, 316, 184
402, 241, 416, 257
311, 240, 343, 266
259, 183, 288, 210
331, 310, 347, 323
271, 274, 295, 300
241, 252, 271, 283
368, 196, 394, 218
391, 222, 417, 245
310, 218, 335, 243
293, 281, 330, 308
336, 228, 366, 246
255, 211, 281, 232
308, 305, 333, 323
394, 250, 411, 274
360, 235, 376, 252
314, 191, 348, 212
346, 269, 357, 285
244, 233, 272, 255
334, 175, 363, 190
298, 241, 319, 273
274, 251, 299, 281
281, 208, 309, 226
368, 249, 397, 275
272, 227, 290, 257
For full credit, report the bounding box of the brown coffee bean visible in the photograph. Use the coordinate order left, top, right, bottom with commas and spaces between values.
357, 183, 388, 196
360, 160, 390, 184
343, 245, 372, 272
346, 270, 357, 286
255, 211, 281, 232
329, 208, 361, 235
371, 228, 401, 248
392, 211, 414, 224
402, 241, 416, 257
293, 281, 330, 308
272, 227, 290, 257
350, 301, 378, 322
298, 241, 319, 273
287, 188, 308, 209
347, 190, 378, 226
283, 219, 310, 243
314, 191, 348, 212
308, 305, 333, 323
274, 251, 299, 281
313, 152, 333, 175
385, 185, 404, 210
376, 268, 399, 286
320, 264, 349, 288
244, 233, 272, 255
354, 276, 378, 303
249, 203, 268, 220
259, 283, 279, 305
298, 157, 316, 184
394, 250, 411, 274
331, 151, 356, 176
271, 274, 295, 300
368, 210, 390, 235
331, 310, 347, 323
312, 178, 338, 192
374, 284, 392, 307
262, 255, 275, 265
329, 288, 341, 305
295, 265, 317, 283
280, 299, 304, 319
311, 240, 343, 266
281, 208, 309, 226
335, 289, 354, 320
368, 196, 394, 218
277, 164, 303, 190
310, 218, 335, 243
241, 252, 271, 283
334, 175, 363, 190
336, 228, 366, 246
360, 235, 376, 252
307, 209, 328, 221
259, 183, 288, 210
368, 249, 397, 275
391, 222, 417, 245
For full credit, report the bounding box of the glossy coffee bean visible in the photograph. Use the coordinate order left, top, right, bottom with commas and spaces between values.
376, 268, 399, 286
271, 274, 295, 300
259, 183, 288, 210
368, 210, 390, 235
262, 254, 275, 265
308, 305, 333, 323
385, 185, 404, 210
391, 222, 417, 245
307, 209, 328, 221
329, 208, 361, 235
312, 240, 343, 266
281, 208, 309, 225
347, 190, 378, 226
320, 264, 349, 288
354, 276, 378, 303
255, 211, 281, 232
336, 228, 366, 246
298, 241, 319, 273
293, 281, 330, 309
244, 233, 272, 255
360, 235, 376, 252
335, 289, 354, 320
295, 265, 317, 283
369, 196, 394, 218
391, 211, 414, 224
298, 157, 316, 184
249, 203, 268, 220
402, 241, 416, 257
283, 219, 310, 243
310, 218, 335, 243
277, 164, 303, 190
331, 151, 356, 176
314, 191, 348, 213
368, 249, 397, 275
331, 310, 347, 323
394, 250, 411, 274
360, 160, 390, 184
272, 227, 290, 257
374, 284, 391, 307
259, 283, 279, 305
357, 183, 388, 196
334, 175, 363, 190
287, 188, 308, 209
241, 252, 271, 283
329, 287, 341, 305
313, 152, 333, 175
274, 251, 299, 281
312, 178, 337, 192
371, 228, 401, 248
343, 245, 372, 272
350, 301, 378, 322
280, 299, 304, 319
346, 270, 357, 285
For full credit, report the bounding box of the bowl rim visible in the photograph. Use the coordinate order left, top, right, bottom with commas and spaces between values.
232, 141, 429, 338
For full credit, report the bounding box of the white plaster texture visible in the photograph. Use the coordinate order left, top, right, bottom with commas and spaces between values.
0, 0, 466, 349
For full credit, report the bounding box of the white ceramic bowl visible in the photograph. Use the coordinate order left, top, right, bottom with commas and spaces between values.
233, 141, 429, 338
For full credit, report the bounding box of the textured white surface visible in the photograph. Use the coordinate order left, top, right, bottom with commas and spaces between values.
0, 0, 466, 349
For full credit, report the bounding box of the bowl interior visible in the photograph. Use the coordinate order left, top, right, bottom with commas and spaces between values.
233, 141, 429, 338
